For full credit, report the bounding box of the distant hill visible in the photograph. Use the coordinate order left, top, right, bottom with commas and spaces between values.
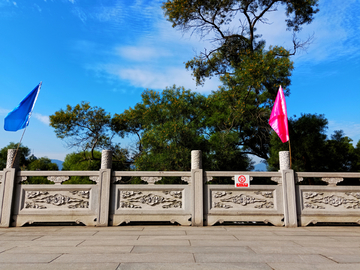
253, 162, 267, 171
51, 159, 63, 170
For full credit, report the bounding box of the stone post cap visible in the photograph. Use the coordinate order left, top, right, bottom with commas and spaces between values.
279, 151, 290, 171
191, 150, 202, 170
101, 150, 113, 169
6, 149, 20, 169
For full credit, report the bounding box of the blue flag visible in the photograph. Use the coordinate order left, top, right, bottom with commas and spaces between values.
4, 82, 42, 132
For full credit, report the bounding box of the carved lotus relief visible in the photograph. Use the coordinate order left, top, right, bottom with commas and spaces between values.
212, 191, 274, 209
24, 190, 90, 209
119, 190, 183, 209
303, 192, 360, 210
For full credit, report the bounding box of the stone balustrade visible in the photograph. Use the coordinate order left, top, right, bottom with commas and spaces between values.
1, 150, 360, 227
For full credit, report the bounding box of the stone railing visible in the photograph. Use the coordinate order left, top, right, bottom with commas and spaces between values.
295, 172, 360, 226
1, 149, 360, 227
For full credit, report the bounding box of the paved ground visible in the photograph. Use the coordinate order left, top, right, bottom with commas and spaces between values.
1, 225, 360, 269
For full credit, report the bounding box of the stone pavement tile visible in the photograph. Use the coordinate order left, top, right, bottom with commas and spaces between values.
186, 230, 276, 236
117, 262, 272, 270
225, 227, 309, 232
132, 245, 254, 254
79, 239, 190, 246
330, 236, 360, 242
250, 246, 312, 255
0, 235, 43, 241
35, 235, 139, 241
0, 240, 83, 247
0, 227, 61, 232
138, 235, 238, 240
323, 254, 360, 263
4, 245, 133, 254
234, 235, 336, 242
143, 226, 226, 231
293, 240, 360, 248
273, 231, 360, 236
54, 253, 195, 263
194, 253, 335, 264
190, 240, 301, 247
0, 263, 120, 270
268, 263, 360, 270
94, 230, 186, 236
305, 226, 360, 231
306, 247, 360, 255
0, 253, 62, 263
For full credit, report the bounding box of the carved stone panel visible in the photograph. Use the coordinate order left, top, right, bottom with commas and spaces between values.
23, 190, 90, 210
118, 190, 183, 210
47, 176, 69, 185
211, 190, 275, 210
302, 191, 360, 210
141, 177, 162, 185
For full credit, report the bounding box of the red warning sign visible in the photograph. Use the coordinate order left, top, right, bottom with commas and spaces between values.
235, 175, 250, 188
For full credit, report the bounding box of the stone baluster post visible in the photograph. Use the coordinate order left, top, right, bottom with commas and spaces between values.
0, 149, 19, 227
96, 150, 113, 227
191, 150, 203, 226
279, 151, 298, 227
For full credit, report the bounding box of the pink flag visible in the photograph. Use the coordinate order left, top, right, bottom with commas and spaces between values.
269, 86, 289, 143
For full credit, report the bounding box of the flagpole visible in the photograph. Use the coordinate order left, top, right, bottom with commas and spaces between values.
288, 138, 292, 169
11, 127, 27, 168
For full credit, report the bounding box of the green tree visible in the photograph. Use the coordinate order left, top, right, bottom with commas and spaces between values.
268, 114, 359, 174
27, 157, 59, 171
162, 0, 319, 85
112, 86, 253, 172
0, 142, 31, 170
50, 102, 130, 168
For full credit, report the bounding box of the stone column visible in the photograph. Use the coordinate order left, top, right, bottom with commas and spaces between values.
279, 151, 298, 228
101, 150, 113, 169
97, 150, 113, 226
6, 149, 20, 169
191, 150, 203, 226
0, 150, 18, 227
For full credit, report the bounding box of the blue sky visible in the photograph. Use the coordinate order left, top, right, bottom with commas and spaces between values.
0, 0, 359, 163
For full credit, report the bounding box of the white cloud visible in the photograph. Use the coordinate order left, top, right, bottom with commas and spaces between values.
116, 46, 171, 62
0, 107, 10, 115
33, 113, 50, 125
102, 64, 219, 93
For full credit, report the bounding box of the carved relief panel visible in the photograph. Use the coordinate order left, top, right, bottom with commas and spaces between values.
118, 190, 183, 210
302, 191, 360, 210
210, 190, 275, 210
23, 190, 90, 210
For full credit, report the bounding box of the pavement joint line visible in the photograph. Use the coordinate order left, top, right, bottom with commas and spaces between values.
31, 235, 44, 241
48, 253, 64, 263
266, 262, 275, 270
136, 235, 140, 240
76, 240, 86, 247
192, 253, 196, 263
92, 231, 100, 236
320, 253, 340, 264
129, 245, 135, 253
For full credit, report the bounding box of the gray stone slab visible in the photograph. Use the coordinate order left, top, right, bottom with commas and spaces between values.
5, 245, 133, 254
185, 230, 276, 236
234, 235, 336, 242
138, 235, 238, 240
189, 240, 301, 247
0, 240, 83, 247
79, 239, 190, 246
54, 253, 195, 263
306, 247, 360, 255
330, 236, 360, 242
194, 253, 335, 263
324, 254, 360, 263
0, 253, 62, 263
250, 246, 313, 255
0, 236, 43, 241
132, 245, 254, 254
95, 230, 186, 236
0, 263, 120, 270
117, 262, 272, 270
268, 263, 360, 270
35, 235, 139, 241
294, 240, 360, 248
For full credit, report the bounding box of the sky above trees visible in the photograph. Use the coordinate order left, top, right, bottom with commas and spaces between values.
0, 0, 359, 161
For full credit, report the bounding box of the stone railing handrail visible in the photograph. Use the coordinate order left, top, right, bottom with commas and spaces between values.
295, 172, 360, 178
204, 171, 281, 177
17, 171, 100, 177
113, 171, 191, 177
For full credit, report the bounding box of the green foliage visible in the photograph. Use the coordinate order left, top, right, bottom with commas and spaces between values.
112, 86, 254, 171
49, 102, 115, 153
0, 142, 31, 170
268, 114, 360, 173
162, 0, 318, 85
